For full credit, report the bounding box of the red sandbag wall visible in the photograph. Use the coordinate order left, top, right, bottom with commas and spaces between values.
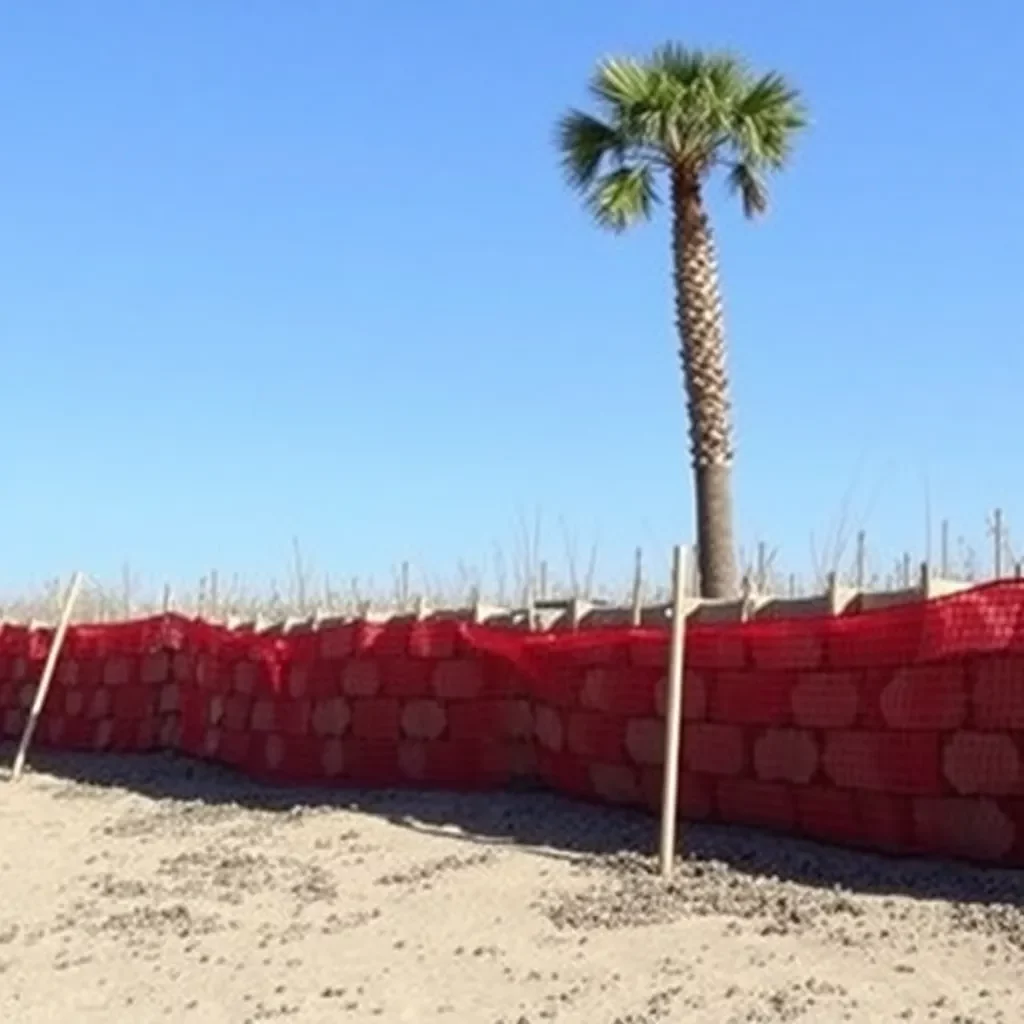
3, 581, 1024, 866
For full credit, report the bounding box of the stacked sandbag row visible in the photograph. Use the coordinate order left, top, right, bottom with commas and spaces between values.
175, 619, 536, 789
0, 617, 176, 752
0, 581, 1022, 866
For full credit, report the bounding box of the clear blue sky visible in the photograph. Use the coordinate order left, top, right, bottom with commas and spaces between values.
2, 1, 1022, 600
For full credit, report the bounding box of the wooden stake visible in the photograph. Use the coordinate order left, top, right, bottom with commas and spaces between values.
994, 508, 1004, 579
919, 560, 932, 598
740, 575, 753, 622
524, 562, 536, 632
292, 537, 308, 615
400, 561, 410, 612
826, 571, 839, 614
630, 547, 643, 627
11, 572, 84, 782
121, 562, 132, 619
658, 545, 688, 880
569, 597, 583, 631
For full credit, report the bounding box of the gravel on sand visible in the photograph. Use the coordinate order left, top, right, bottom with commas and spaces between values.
1, 750, 1023, 1023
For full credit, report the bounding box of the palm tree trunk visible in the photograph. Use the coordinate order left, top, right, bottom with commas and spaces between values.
671, 169, 738, 598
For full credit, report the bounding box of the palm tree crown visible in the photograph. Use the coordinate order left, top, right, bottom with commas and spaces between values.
558, 45, 806, 228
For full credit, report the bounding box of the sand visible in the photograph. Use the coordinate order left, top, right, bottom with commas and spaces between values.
1, 750, 1023, 1023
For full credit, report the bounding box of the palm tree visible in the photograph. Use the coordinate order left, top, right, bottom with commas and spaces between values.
557, 45, 807, 598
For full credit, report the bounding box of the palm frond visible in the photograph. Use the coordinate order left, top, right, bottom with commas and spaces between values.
557, 109, 625, 192
727, 162, 769, 219
729, 72, 808, 169
585, 165, 659, 233
589, 57, 659, 111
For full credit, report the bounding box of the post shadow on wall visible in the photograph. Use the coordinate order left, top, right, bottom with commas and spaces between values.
7, 745, 1024, 912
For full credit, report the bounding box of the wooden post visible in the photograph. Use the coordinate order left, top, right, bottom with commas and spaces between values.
292, 537, 308, 615
994, 509, 1004, 579
658, 545, 688, 880
569, 597, 583, 631
825, 571, 839, 614
400, 561, 410, 612
630, 547, 643, 627
739, 575, 753, 622
11, 572, 84, 782
523, 563, 535, 632
121, 563, 132, 619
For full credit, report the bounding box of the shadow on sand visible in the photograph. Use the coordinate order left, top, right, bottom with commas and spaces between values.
4, 744, 1024, 910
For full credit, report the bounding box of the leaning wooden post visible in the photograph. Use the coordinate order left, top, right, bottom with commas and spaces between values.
11, 572, 84, 782
658, 545, 688, 880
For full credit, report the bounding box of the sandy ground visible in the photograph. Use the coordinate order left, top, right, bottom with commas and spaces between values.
1, 751, 1023, 1023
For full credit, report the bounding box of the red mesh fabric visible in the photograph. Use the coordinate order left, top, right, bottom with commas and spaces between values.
5, 581, 1024, 865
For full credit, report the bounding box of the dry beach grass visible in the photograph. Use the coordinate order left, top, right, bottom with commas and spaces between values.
1, 750, 1024, 1022
3, 504, 1010, 626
